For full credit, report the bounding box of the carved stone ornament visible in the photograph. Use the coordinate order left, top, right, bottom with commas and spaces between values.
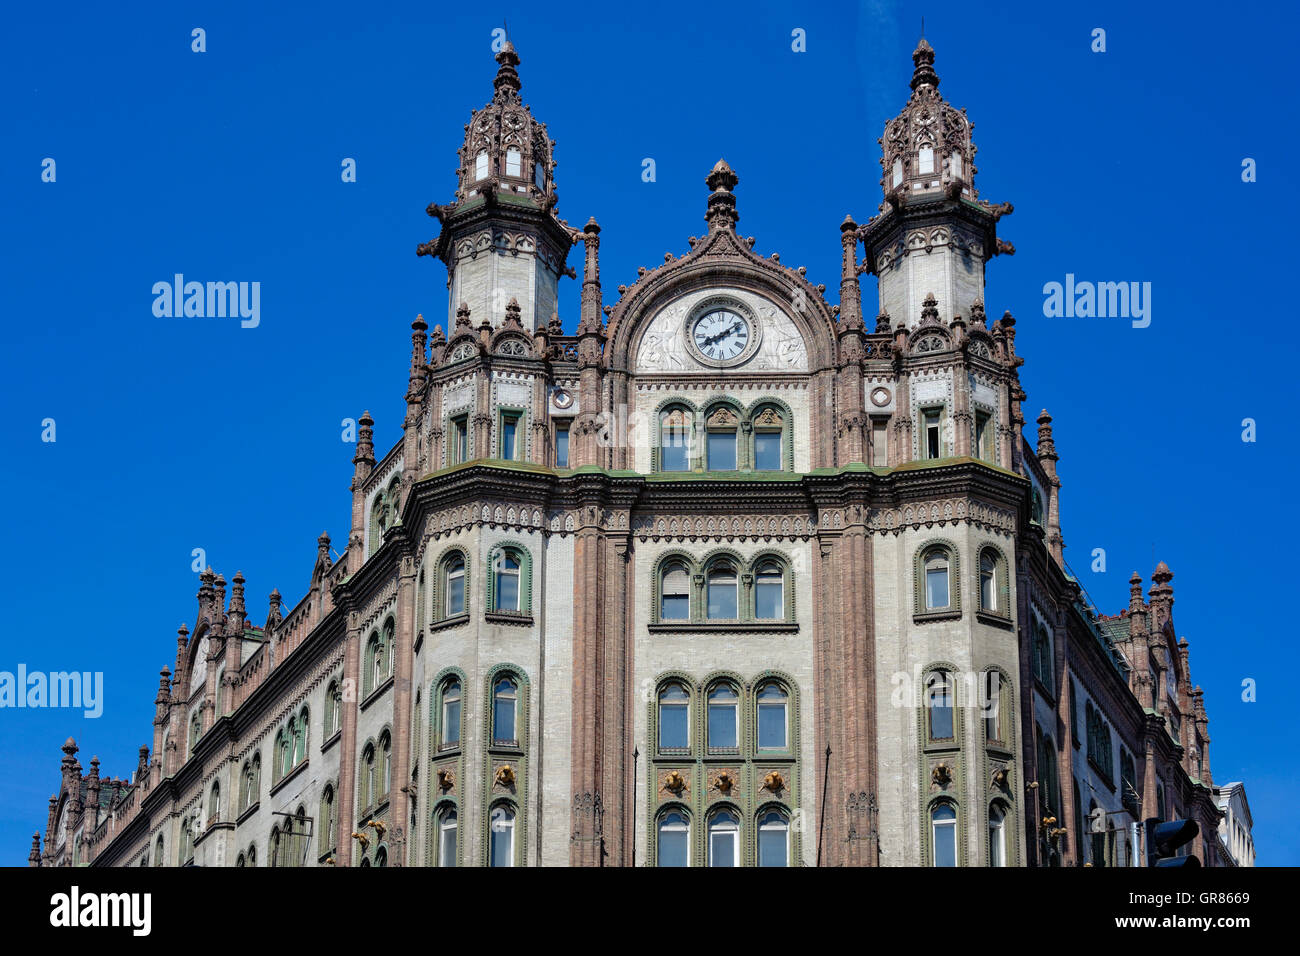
494, 765, 516, 789
437, 768, 455, 792
713, 771, 736, 795
663, 770, 687, 795
763, 770, 786, 794
931, 762, 953, 788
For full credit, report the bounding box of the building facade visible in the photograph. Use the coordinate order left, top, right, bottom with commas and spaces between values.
29, 38, 1232, 868
1214, 782, 1255, 867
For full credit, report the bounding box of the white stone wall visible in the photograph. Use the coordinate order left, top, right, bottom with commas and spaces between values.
630, 536, 817, 866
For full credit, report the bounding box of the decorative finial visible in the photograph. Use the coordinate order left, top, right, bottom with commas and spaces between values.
705, 159, 740, 231
911, 36, 939, 91
493, 38, 521, 98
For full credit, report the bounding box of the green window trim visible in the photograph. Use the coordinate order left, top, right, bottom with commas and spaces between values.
430, 545, 471, 625
923, 797, 964, 867
975, 543, 1012, 622
913, 539, 962, 622
650, 550, 796, 626
430, 798, 461, 867
445, 410, 473, 467
645, 670, 801, 866
485, 542, 533, 616
652, 397, 700, 474
429, 666, 468, 756
496, 405, 527, 462
481, 663, 530, 866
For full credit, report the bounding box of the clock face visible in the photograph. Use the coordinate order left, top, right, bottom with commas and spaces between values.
691, 309, 750, 362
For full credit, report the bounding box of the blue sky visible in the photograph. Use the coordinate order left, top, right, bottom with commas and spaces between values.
1, 0, 1294, 865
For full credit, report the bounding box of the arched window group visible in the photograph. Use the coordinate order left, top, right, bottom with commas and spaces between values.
368, 476, 401, 555
654, 804, 793, 868
1085, 701, 1115, 782
358, 729, 393, 816
272, 706, 310, 784
653, 552, 794, 625
654, 399, 792, 473
655, 677, 792, 755
239, 753, 261, 813
363, 617, 396, 698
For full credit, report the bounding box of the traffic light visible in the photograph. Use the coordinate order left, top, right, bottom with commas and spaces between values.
1144, 817, 1200, 867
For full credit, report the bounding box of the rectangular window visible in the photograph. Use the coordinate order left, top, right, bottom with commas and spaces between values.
925, 566, 949, 610
757, 701, 787, 750
871, 418, 889, 466
474, 152, 489, 181
710, 830, 737, 867
554, 423, 569, 467
707, 431, 736, 471
892, 157, 904, 186
923, 409, 942, 459
505, 148, 521, 177
661, 424, 689, 471
918, 146, 935, 175
451, 415, 468, 464
659, 826, 688, 867
499, 412, 519, 460
443, 698, 461, 745
754, 431, 781, 470
755, 578, 782, 619
708, 704, 737, 750
661, 593, 688, 620
659, 706, 688, 751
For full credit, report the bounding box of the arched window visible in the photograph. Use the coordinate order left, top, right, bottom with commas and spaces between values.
236, 853, 245, 867
439, 677, 462, 749
444, 552, 466, 618
1033, 621, 1053, 685
437, 805, 458, 867
369, 494, 386, 553
250, 753, 261, 802
493, 550, 522, 612
489, 804, 515, 867
931, 803, 957, 866
320, 785, 336, 858
657, 808, 690, 867
983, 671, 1008, 745
1031, 488, 1044, 525
989, 803, 1008, 867
361, 744, 376, 810
659, 560, 690, 621
757, 808, 790, 867
704, 406, 739, 471
658, 406, 692, 472
923, 548, 951, 611
754, 559, 785, 620
474, 151, 489, 180
294, 707, 309, 765
325, 680, 341, 738
215, 664, 226, 717
705, 559, 738, 620
382, 618, 395, 679
364, 632, 383, 697
189, 711, 202, 756
756, 682, 789, 750
208, 782, 220, 824
751, 405, 786, 471
379, 731, 392, 800
658, 682, 690, 752
272, 730, 287, 783
154, 835, 164, 867
707, 808, 740, 867
1037, 733, 1059, 816
706, 682, 739, 752
416, 567, 426, 635
979, 550, 999, 613
926, 671, 954, 741
492, 676, 518, 744
179, 816, 194, 864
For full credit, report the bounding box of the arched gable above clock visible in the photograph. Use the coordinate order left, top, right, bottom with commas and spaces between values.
605, 160, 837, 375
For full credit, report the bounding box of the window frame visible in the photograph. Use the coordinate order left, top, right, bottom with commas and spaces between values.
914, 541, 961, 622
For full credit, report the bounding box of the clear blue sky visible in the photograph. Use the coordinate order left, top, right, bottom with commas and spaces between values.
1, 0, 1294, 865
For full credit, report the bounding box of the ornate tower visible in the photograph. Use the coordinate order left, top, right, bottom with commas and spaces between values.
418, 41, 574, 333
860, 38, 1011, 329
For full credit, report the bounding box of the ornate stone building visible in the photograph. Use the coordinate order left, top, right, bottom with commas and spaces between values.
30, 38, 1230, 868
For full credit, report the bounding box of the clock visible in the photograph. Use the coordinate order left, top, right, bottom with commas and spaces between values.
684, 298, 761, 367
